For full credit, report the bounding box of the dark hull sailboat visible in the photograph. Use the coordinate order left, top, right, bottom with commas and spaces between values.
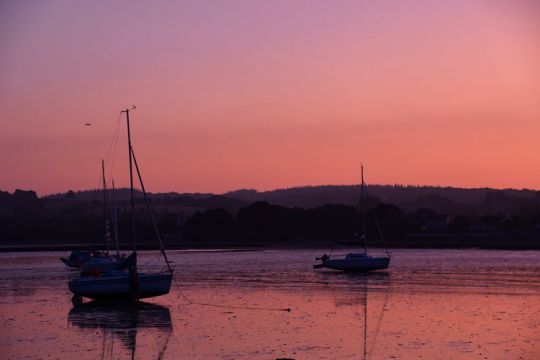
69, 271, 172, 301
68, 106, 173, 301
69, 251, 172, 300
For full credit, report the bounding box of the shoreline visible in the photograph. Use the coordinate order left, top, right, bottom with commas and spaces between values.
1, 243, 539, 252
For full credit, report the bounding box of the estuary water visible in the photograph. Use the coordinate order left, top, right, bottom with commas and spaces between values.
0, 249, 539, 359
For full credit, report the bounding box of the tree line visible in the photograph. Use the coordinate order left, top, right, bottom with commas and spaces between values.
1, 189, 539, 249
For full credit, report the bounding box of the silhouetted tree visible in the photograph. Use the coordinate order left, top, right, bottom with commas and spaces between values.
305, 204, 357, 241
237, 202, 292, 242
449, 215, 470, 233
372, 203, 406, 239
181, 208, 236, 243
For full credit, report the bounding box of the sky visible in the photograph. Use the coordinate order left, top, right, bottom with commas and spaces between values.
1, 0, 539, 195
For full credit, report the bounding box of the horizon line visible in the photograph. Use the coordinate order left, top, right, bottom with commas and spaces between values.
4, 182, 538, 198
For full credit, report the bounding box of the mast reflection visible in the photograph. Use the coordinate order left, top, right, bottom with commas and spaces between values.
317, 271, 391, 360
68, 301, 172, 359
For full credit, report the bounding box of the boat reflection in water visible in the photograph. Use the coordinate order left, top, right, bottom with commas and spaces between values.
320, 271, 391, 360
68, 301, 172, 359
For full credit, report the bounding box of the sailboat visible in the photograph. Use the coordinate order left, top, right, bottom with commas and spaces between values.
314, 165, 391, 272
69, 106, 173, 301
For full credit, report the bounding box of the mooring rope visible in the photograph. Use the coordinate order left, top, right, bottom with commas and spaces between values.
172, 278, 290, 312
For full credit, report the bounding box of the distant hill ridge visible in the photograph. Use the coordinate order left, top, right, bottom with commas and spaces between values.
44, 188, 214, 202
225, 185, 539, 213
40, 184, 540, 215
2, 186, 539, 248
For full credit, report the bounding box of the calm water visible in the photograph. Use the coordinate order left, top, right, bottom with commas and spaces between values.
0, 249, 539, 359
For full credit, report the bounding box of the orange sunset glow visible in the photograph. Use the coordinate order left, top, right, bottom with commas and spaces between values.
1, 0, 539, 195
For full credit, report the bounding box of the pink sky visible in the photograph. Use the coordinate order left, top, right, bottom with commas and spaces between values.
1, 0, 539, 195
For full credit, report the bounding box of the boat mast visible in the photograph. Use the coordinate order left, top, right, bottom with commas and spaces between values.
122, 106, 137, 252
361, 164, 367, 255
112, 178, 120, 258
101, 159, 110, 252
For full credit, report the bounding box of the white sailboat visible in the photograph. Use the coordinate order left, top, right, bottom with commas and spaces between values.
69, 106, 173, 301
314, 165, 391, 272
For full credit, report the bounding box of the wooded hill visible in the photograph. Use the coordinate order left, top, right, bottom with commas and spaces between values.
1, 185, 539, 249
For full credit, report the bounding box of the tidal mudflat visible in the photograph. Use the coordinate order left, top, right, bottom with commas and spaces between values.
0, 249, 538, 359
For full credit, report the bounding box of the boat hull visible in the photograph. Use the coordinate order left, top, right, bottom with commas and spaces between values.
320, 256, 390, 272
69, 272, 172, 301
